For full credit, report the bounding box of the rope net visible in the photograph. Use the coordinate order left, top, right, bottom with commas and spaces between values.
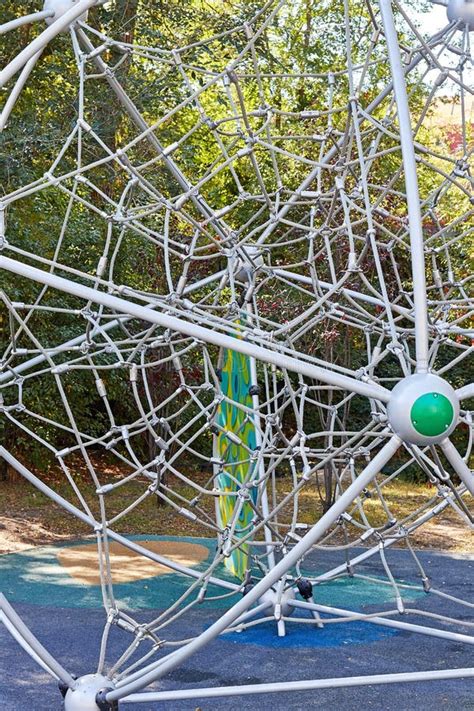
0, 0, 472, 701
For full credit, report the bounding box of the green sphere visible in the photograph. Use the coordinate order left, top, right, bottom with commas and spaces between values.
410, 392, 454, 437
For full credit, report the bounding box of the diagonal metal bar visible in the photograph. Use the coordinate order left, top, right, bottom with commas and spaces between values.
440, 439, 474, 495
0, 593, 76, 687
107, 436, 401, 700
290, 599, 474, 645
456, 384, 474, 402
0, 255, 391, 402
0, 49, 43, 132
0, 267, 226, 385
0, 0, 102, 89
0, 11, 54, 36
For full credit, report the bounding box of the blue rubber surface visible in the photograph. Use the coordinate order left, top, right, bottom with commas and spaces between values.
1, 540, 473, 710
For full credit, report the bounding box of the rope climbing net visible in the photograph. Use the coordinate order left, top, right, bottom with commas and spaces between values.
0, 0, 473, 707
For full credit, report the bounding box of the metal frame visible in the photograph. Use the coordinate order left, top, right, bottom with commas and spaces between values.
0, 0, 473, 707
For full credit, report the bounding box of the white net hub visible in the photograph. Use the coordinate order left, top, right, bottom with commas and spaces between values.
43, 0, 89, 28
64, 674, 114, 711
387, 374, 460, 445
447, 0, 474, 29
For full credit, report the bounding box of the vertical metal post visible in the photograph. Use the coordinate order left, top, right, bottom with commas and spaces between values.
379, 0, 430, 373
246, 301, 276, 570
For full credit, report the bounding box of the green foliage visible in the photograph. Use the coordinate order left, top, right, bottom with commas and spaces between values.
0, 0, 471, 480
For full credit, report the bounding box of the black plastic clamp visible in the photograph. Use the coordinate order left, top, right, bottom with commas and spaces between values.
96, 688, 119, 711
296, 577, 313, 600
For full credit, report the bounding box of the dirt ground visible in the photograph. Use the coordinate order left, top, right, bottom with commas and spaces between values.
1, 471, 472, 556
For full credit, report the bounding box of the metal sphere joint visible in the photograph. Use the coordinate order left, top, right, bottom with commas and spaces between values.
258, 586, 295, 617
387, 374, 459, 446
446, 0, 474, 30
64, 674, 115, 711
43, 0, 89, 29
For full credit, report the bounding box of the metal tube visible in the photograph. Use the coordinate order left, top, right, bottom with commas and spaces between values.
0, 0, 100, 88
379, 0, 429, 373
0, 11, 54, 36
0, 255, 391, 402
106, 437, 401, 701
0, 50, 43, 132
440, 439, 474, 495
121, 667, 474, 703
290, 599, 474, 646
0, 611, 60, 679
247, 301, 275, 569
456, 383, 474, 402
0, 268, 226, 385
0, 593, 76, 687
0, 447, 238, 592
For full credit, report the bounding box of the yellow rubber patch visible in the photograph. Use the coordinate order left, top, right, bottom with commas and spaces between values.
56, 539, 209, 585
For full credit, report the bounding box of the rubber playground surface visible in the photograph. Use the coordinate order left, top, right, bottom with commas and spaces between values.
1, 537, 473, 710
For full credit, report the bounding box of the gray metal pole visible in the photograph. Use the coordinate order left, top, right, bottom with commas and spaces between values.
290, 599, 474, 645
456, 384, 474, 402
0, 593, 76, 687
0, 50, 43, 131
0, 447, 238, 592
0, 255, 391, 402
440, 439, 474, 495
120, 667, 474, 704
0, 1, 101, 88
0, 268, 226, 385
379, 0, 430, 373
0, 11, 54, 36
